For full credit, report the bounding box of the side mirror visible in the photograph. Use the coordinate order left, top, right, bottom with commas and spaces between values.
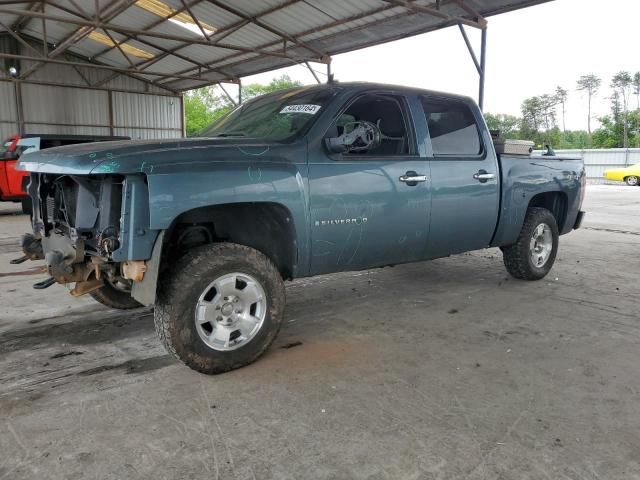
324, 121, 381, 154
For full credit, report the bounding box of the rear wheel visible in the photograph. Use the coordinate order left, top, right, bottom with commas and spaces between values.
625, 176, 639, 186
89, 279, 143, 310
502, 207, 559, 281
155, 243, 285, 375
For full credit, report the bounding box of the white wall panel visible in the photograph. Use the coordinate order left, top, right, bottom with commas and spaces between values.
538, 148, 640, 183
114, 127, 181, 140
23, 124, 111, 136
21, 84, 109, 127
112, 92, 181, 132
0, 82, 17, 123
0, 82, 18, 140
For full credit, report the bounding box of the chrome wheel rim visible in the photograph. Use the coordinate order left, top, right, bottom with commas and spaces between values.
530, 223, 553, 268
195, 272, 267, 351
627, 176, 638, 186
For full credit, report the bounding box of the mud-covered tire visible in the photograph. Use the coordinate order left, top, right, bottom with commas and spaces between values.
90, 282, 143, 310
502, 207, 559, 281
154, 243, 285, 375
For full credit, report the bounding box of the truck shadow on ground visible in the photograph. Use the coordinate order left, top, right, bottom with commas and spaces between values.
1, 257, 499, 354
0, 308, 154, 354
0, 257, 502, 392
0, 208, 23, 217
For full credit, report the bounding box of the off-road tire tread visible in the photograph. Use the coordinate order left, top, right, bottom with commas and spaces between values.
154, 243, 285, 374
502, 207, 559, 281
90, 283, 143, 310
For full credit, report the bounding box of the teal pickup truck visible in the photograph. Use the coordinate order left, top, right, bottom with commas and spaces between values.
15, 82, 585, 374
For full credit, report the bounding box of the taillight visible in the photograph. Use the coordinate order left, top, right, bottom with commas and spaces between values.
5, 135, 20, 153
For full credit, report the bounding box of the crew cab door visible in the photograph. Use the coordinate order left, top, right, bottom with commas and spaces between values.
419, 95, 500, 258
308, 92, 431, 275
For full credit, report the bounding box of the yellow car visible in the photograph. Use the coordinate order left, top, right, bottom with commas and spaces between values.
603, 163, 640, 186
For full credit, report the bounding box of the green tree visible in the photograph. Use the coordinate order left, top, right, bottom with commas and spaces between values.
576, 74, 601, 134
483, 113, 521, 138
539, 94, 558, 132
184, 75, 303, 136
611, 71, 632, 147
521, 96, 544, 136
592, 115, 622, 148
633, 72, 640, 110
242, 75, 302, 101
183, 87, 234, 136
555, 86, 568, 132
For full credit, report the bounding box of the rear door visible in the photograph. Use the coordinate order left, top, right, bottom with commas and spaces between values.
419, 95, 500, 258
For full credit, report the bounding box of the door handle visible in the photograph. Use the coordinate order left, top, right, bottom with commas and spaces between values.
399, 171, 428, 186
473, 170, 496, 183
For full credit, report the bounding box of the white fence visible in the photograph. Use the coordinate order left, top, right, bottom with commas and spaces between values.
543, 148, 640, 184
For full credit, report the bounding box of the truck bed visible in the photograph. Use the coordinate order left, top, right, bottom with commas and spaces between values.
491, 153, 585, 247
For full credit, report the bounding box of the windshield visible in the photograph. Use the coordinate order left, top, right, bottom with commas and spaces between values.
200, 86, 340, 141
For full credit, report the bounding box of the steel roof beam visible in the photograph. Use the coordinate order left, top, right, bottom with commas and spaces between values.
90, 0, 204, 62
382, 0, 487, 28
453, 0, 486, 25
0, 18, 42, 57
10, 1, 40, 30
0, 8, 323, 63
37, 0, 224, 89
159, 0, 449, 86
114, 0, 303, 83
204, 0, 327, 60
102, 28, 136, 68
179, 0, 210, 40
1, 30, 179, 93
0, 52, 220, 83
18, 0, 138, 79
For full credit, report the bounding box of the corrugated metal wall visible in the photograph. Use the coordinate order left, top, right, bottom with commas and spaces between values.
21, 83, 111, 136
0, 42, 184, 141
112, 92, 182, 140
0, 81, 18, 142
540, 149, 640, 183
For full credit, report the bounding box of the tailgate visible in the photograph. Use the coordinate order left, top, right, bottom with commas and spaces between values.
0, 157, 29, 198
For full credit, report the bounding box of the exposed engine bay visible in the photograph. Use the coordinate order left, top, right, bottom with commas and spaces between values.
16, 173, 140, 295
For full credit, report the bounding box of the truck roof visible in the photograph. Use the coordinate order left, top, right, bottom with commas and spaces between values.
266, 81, 476, 104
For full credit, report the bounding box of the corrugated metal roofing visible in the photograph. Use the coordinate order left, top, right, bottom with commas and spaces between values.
0, 0, 554, 92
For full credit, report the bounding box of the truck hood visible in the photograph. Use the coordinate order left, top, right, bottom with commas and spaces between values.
16, 137, 285, 175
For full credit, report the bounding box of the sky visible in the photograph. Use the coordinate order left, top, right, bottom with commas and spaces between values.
240, 0, 640, 132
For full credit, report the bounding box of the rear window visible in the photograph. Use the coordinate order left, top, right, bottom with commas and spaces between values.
420, 96, 482, 156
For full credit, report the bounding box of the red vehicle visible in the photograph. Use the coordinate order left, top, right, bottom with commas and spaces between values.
1, 134, 129, 213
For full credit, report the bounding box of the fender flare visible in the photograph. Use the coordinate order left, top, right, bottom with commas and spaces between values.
131, 230, 164, 306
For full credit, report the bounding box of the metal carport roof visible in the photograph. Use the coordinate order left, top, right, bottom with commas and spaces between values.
0, 0, 553, 95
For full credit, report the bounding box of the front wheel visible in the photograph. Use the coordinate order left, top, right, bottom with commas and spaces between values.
625, 176, 639, 186
502, 207, 559, 281
154, 243, 285, 375
89, 280, 143, 310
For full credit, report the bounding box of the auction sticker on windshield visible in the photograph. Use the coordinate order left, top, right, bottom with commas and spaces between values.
280, 104, 321, 115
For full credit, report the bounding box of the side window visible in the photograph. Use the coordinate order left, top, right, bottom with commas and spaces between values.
331, 94, 413, 156
420, 96, 482, 156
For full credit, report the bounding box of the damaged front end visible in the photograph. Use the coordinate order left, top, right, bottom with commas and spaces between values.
14, 173, 154, 297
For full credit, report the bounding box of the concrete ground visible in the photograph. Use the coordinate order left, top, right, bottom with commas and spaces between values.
0, 185, 638, 480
